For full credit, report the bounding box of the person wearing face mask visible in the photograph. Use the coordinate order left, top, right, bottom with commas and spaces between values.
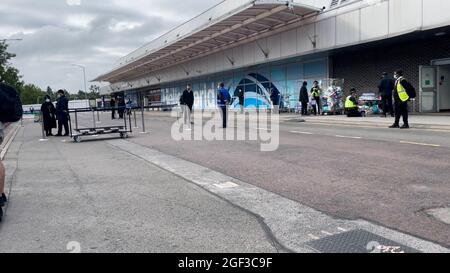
56, 90, 70, 136
311, 81, 322, 116
390, 70, 415, 129
41, 95, 57, 136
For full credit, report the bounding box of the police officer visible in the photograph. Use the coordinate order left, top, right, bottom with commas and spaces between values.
311, 81, 321, 115
56, 90, 70, 136
345, 88, 362, 117
390, 70, 413, 129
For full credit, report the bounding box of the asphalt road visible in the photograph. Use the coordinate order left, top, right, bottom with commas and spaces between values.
0, 121, 278, 253
74, 111, 450, 247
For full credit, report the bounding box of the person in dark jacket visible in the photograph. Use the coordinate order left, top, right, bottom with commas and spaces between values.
217, 82, 231, 128
118, 96, 126, 119
378, 72, 395, 118
41, 95, 57, 136
390, 70, 413, 129
56, 90, 69, 136
238, 88, 245, 114
270, 88, 280, 113
299, 81, 309, 116
110, 97, 116, 119
181, 84, 195, 125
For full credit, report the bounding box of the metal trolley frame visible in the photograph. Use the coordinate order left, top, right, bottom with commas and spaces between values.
69, 107, 132, 143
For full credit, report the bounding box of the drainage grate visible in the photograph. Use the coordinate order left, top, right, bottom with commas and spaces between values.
306, 229, 421, 253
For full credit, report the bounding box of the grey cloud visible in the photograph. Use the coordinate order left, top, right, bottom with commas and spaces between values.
1, 0, 222, 92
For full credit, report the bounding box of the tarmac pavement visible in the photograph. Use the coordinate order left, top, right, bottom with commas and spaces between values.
0, 120, 278, 253
62, 110, 450, 252
1, 112, 449, 253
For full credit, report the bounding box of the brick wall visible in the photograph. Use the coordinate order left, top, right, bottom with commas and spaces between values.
332, 34, 450, 112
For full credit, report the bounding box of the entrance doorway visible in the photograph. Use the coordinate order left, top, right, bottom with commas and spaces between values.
438, 65, 450, 111
420, 60, 450, 112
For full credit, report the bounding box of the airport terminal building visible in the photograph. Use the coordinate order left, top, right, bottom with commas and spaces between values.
95, 0, 450, 113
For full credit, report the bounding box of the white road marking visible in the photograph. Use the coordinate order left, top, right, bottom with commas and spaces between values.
290, 131, 313, 135
213, 182, 239, 189
108, 140, 450, 253
335, 135, 362, 139
400, 141, 440, 147
308, 234, 320, 240
321, 231, 333, 236
337, 227, 348, 232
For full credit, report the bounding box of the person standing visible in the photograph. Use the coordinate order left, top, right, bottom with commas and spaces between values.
299, 81, 309, 116
41, 95, 57, 136
378, 72, 395, 118
181, 84, 195, 126
217, 82, 231, 129
311, 81, 322, 116
270, 88, 280, 113
56, 90, 70, 137
126, 98, 133, 116
390, 70, 414, 129
110, 97, 116, 119
238, 88, 245, 114
118, 96, 126, 119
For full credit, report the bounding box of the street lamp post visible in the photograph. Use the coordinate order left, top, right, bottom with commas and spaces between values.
71, 64, 88, 108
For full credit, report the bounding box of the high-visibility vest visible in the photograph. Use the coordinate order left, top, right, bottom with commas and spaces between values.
396, 77, 410, 102
345, 96, 357, 109
311, 87, 320, 98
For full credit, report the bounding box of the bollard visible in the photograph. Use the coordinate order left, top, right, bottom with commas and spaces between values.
141, 106, 147, 133
40, 112, 47, 141
129, 111, 133, 133
124, 110, 128, 131
75, 111, 78, 130
92, 109, 96, 129
134, 109, 138, 128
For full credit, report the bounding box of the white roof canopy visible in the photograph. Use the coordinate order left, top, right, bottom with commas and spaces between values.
94, 0, 322, 83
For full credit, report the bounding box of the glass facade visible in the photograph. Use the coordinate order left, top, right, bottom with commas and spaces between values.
158, 57, 328, 110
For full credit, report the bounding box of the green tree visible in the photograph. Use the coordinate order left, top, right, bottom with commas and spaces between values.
20, 84, 46, 105
0, 41, 24, 90
46, 86, 56, 101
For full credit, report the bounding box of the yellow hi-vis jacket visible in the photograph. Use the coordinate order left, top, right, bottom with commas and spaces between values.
311, 87, 321, 98
396, 77, 410, 102
345, 96, 357, 109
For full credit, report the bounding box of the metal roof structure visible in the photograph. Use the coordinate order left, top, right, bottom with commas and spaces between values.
94, 0, 323, 83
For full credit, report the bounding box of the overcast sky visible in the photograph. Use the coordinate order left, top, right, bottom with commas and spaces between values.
1, 0, 222, 93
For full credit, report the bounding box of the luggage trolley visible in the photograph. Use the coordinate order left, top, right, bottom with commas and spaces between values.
69, 107, 132, 143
